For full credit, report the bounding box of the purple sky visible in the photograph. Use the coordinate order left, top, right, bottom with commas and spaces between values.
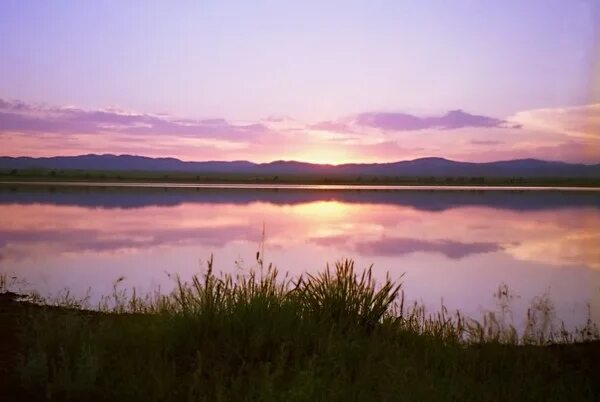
1, 0, 599, 163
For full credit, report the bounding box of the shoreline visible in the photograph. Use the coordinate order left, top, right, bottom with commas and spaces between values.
3, 181, 600, 191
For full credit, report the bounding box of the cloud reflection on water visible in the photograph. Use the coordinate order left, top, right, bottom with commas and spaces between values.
1, 186, 599, 330
0, 187, 598, 270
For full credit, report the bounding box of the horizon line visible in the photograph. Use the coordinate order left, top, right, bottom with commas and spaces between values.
2, 153, 600, 167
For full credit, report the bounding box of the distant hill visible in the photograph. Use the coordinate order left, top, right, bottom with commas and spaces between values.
1, 154, 600, 178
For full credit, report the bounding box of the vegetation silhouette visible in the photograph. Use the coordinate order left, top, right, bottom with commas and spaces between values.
1, 259, 598, 401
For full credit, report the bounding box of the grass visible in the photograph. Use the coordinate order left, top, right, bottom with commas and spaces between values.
3, 168, 600, 187
1, 260, 599, 401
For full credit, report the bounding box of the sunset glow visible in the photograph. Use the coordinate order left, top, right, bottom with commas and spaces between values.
2, 190, 598, 328
1, 3, 599, 397
0, 1, 598, 164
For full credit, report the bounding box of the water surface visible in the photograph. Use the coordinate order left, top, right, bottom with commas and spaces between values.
1, 184, 598, 329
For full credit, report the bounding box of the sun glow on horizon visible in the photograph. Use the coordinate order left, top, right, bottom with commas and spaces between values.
283, 148, 351, 165
283, 146, 391, 165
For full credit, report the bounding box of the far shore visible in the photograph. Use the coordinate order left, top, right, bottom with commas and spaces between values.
3, 165, 600, 190
3, 180, 600, 192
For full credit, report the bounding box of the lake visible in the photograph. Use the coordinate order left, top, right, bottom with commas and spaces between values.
1, 183, 599, 330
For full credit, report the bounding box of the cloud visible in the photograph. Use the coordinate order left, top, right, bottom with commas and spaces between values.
357, 237, 503, 259
309, 120, 354, 132
311, 109, 520, 134
354, 110, 520, 131
1, 97, 598, 164
0, 223, 255, 260
511, 103, 600, 140
311, 235, 502, 259
0, 98, 271, 142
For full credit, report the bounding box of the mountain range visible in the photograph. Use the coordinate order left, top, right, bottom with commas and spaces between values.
1, 154, 600, 178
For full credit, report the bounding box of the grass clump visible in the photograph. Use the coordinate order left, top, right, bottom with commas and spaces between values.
2, 260, 599, 401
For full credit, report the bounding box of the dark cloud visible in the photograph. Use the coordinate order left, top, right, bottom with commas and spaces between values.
310, 110, 520, 133
0, 98, 270, 141
354, 110, 520, 131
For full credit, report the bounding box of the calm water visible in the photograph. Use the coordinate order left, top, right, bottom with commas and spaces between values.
1, 184, 599, 328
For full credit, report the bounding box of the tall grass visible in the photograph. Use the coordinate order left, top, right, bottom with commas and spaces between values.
4, 259, 600, 401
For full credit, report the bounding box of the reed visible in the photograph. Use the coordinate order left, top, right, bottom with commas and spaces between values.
3, 259, 599, 401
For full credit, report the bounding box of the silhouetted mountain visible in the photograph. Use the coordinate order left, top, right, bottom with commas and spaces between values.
1, 154, 600, 177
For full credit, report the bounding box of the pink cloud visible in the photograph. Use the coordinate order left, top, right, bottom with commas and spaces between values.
1, 98, 598, 164
0, 98, 271, 142
512, 103, 600, 140
313, 110, 520, 133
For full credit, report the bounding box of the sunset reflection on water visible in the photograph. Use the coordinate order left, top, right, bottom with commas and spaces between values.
0, 185, 598, 329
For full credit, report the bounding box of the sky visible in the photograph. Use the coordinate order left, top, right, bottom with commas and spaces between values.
1, 0, 599, 164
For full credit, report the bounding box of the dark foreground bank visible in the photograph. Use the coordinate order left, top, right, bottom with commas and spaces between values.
1, 261, 599, 402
